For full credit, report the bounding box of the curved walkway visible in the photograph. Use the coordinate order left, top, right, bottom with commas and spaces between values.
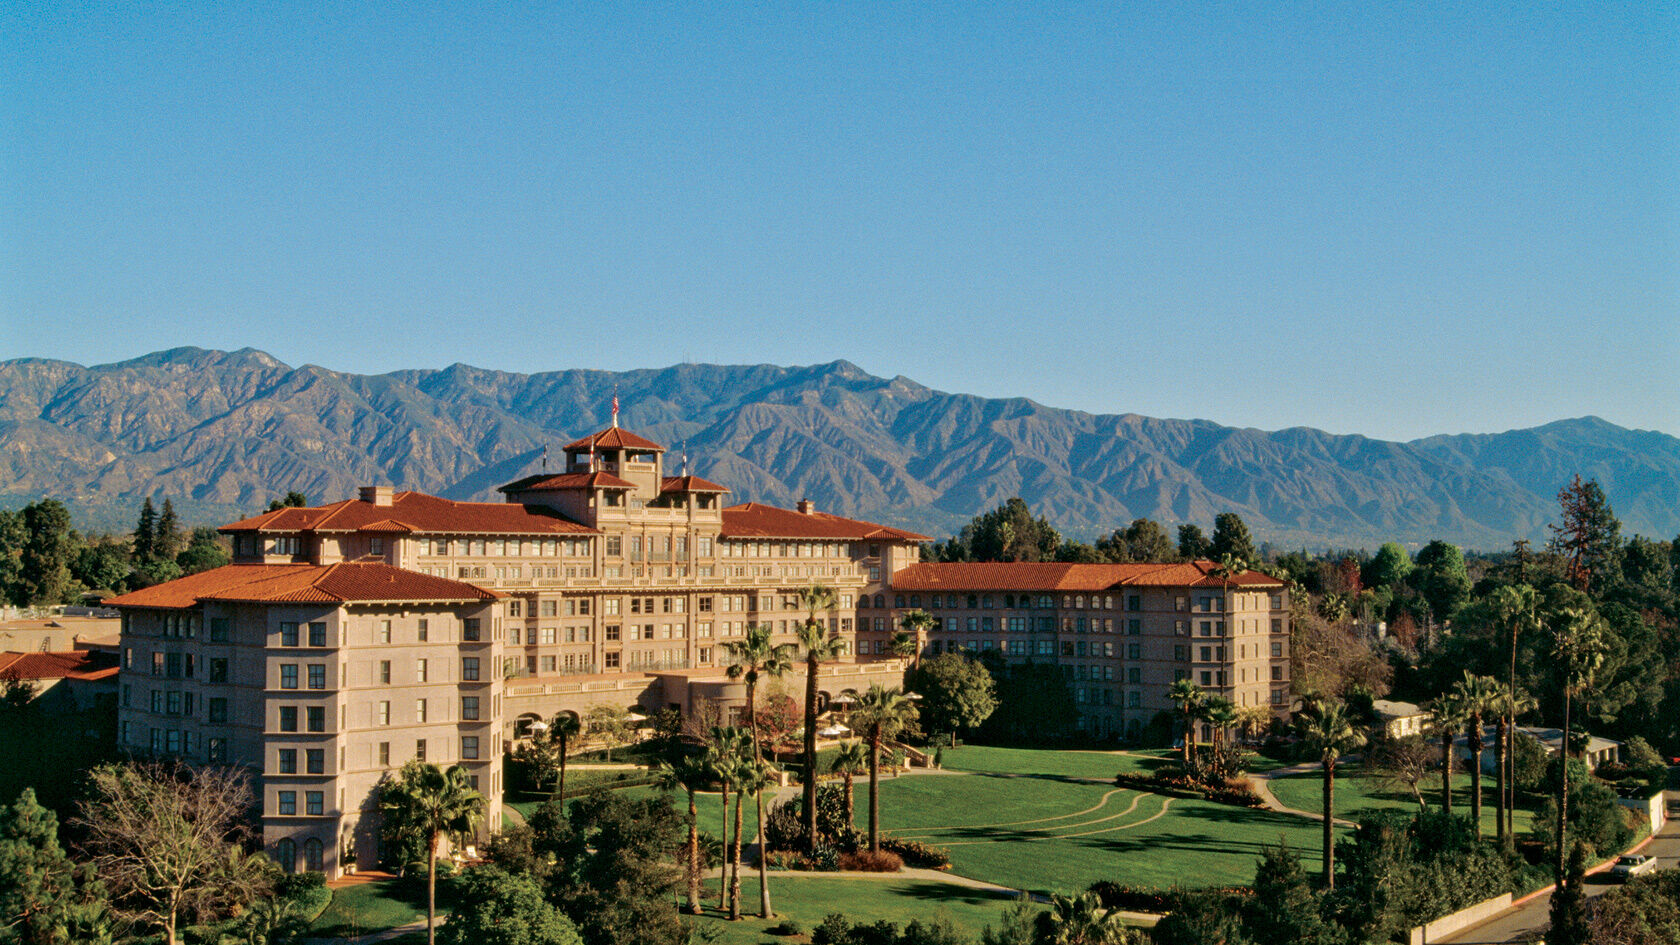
1244, 761, 1359, 828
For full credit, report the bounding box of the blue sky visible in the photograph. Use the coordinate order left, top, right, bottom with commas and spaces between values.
3, 2, 1676, 440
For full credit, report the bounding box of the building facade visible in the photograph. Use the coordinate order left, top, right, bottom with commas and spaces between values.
109, 424, 1290, 876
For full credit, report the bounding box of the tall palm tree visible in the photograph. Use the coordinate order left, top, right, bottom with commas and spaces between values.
656, 753, 713, 915
738, 758, 778, 919
1453, 672, 1499, 838
889, 630, 917, 664
1547, 605, 1608, 882
724, 624, 796, 763
1167, 679, 1205, 765
1495, 685, 1537, 842
381, 762, 485, 945
1045, 890, 1140, 944
1295, 698, 1364, 890
1490, 584, 1539, 843
897, 609, 935, 669
850, 683, 919, 852
1201, 696, 1238, 749
1428, 693, 1466, 817
705, 726, 749, 912
829, 740, 868, 830
796, 583, 842, 850
543, 712, 580, 801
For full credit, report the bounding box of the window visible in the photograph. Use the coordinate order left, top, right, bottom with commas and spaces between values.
1128, 667, 1141, 684
307, 664, 326, 689
275, 838, 295, 871
209, 697, 227, 723
417, 619, 428, 641
209, 618, 230, 642
306, 791, 323, 816
207, 737, 226, 762
379, 661, 391, 684
1271, 642, 1283, 658
280, 622, 299, 647
415, 699, 427, 723
461, 736, 479, 760
463, 619, 481, 642
209, 658, 228, 682
415, 739, 427, 761
306, 749, 324, 774
379, 742, 390, 766
462, 696, 480, 720
378, 701, 390, 725
278, 706, 298, 732
306, 706, 325, 732
278, 749, 297, 773
604, 652, 621, 669
462, 657, 480, 681
307, 622, 326, 646
1271, 665, 1284, 681
279, 665, 298, 689
277, 791, 296, 815
378, 620, 392, 644
416, 659, 428, 683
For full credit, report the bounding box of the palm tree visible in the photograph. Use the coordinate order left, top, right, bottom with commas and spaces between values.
543, 712, 580, 801
829, 740, 868, 830
897, 609, 935, 669
724, 624, 796, 763
705, 726, 749, 912
1295, 698, 1364, 890
796, 583, 842, 850
1428, 693, 1466, 817
380, 762, 485, 945
1494, 685, 1537, 842
1547, 605, 1608, 882
1453, 672, 1499, 838
850, 683, 919, 852
1167, 679, 1205, 765
738, 758, 779, 919
1201, 696, 1238, 749
1044, 891, 1140, 944
656, 753, 713, 915
1490, 583, 1539, 844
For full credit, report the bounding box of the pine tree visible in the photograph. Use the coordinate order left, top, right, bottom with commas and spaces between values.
1209, 512, 1257, 562
133, 498, 158, 566
1548, 475, 1623, 596
156, 499, 182, 562
1547, 842, 1591, 945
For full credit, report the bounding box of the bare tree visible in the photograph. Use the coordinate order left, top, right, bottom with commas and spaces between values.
1368, 734, 1434, 810
74, 761, 271, 945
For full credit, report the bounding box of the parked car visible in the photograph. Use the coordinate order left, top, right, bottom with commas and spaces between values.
1609, 854, 1658, 881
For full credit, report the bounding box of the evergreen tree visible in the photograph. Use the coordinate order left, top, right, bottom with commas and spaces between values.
1362, 542, 1413, 589
0, 511, 25, 606
1097, 518, 1176, 562
133, 498, 158, 565
1412, 540, 1471, 623
19, 501, 77, 605
0, 788, 109, 945
1246, 843, 1345, 945
1549, 475, 1623, 596
936, 498, 1061, 562
1547, 842, 1591, 945
1177, 524, 1211, 560
176, 527, 230, 575
1209, 512, 1257, 563
155, 499, 181, 562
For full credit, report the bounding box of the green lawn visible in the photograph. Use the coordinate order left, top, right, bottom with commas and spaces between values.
939, 745, 1176, 780
1267, 764, 1537, 837
685, 875, 1032, 945
857, 769, 1329, 892
309, 879, 429, 937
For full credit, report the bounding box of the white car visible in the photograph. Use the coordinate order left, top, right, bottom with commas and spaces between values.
1609, 854, 1658, 881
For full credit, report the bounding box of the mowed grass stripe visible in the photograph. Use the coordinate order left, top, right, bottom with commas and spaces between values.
896, 781, 1136, 834
862, 771, 1115, 832
899, 789, 1147, 842
940, 794, 1175, 846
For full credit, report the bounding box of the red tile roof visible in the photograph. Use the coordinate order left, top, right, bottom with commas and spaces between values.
220, 491, 595, 535
498, 471, 636, 494
890, 560, 1285, 592
0, 650, 120, 682
721, 503, 930, 542
105, 563, 500, 609
661, 475, 730, 494
562, 427, 665, 452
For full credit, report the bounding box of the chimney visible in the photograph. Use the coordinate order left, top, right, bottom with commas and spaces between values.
359, 485, 394, 507
797, 499, 815, 515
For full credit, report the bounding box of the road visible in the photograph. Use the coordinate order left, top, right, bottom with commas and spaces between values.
1439, 793, 1679, 943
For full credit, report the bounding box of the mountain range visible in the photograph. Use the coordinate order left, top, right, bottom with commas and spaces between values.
2, 347, 1675, 549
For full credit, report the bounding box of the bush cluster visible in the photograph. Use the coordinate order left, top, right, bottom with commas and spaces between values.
838, 849, 903, 872
876, 836, 951, 870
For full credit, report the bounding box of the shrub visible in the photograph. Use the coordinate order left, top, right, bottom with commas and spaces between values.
878, 836, 951, 870
767, 919, 804, 935
838, 849, 903, 872
813, 913, 852, 945
764, 796, 805, 851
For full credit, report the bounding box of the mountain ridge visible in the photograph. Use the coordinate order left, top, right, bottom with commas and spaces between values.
2, 348, 1675, 549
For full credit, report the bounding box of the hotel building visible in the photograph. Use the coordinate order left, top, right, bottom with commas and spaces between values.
108, 425, 1288, 876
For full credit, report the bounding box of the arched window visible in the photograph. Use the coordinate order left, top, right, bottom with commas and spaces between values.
275, 838, 296, 873
303, 837, 324, 873
874, 595, 884, 609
